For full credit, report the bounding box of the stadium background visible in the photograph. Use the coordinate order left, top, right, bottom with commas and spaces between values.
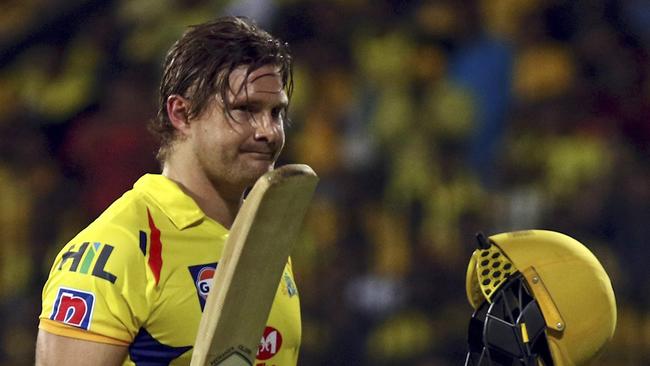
1, 0, 649, 364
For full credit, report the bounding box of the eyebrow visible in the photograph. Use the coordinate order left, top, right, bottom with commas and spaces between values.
231, 98, 288, 110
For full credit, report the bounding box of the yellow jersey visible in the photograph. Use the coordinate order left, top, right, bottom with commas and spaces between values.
39, 174, 301, 366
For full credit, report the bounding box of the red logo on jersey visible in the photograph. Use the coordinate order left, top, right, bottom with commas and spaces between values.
256, 326, 283, 360
50, 287, 95, 330
197, 267, 215, 299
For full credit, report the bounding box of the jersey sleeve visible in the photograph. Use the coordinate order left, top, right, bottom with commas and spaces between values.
39, 222, 154, 345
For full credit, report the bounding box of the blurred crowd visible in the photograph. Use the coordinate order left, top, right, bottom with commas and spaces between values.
1, 0, 649, 365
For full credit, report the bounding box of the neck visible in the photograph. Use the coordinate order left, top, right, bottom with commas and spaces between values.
162, 154, 243, 229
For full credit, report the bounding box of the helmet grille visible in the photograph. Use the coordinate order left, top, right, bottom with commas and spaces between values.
475, 245, 517, 302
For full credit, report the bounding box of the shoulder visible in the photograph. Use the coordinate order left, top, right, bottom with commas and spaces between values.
40, 179, 175, 342
51, 183, 162, 282
77, 189, 150, 254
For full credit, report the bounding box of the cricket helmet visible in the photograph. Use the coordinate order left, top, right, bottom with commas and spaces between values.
465, 230, 616, 365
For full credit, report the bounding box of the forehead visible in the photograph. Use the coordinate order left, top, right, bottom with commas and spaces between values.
228, 64, 285, 100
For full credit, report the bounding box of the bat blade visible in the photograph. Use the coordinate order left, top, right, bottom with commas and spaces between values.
190, 164, 318, 366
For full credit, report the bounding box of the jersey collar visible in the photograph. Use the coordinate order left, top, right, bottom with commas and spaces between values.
134, 174, 208, 230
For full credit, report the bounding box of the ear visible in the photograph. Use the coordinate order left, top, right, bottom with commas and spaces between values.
166, 95, 192, 136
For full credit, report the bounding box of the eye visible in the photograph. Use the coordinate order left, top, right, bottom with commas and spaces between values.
233, 104, 252, 113
271, 106, 286, 121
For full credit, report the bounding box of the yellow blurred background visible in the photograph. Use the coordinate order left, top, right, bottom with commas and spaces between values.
1, 0, 649, 364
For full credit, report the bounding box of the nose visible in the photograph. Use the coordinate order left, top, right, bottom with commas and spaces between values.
252, 113, 282, 145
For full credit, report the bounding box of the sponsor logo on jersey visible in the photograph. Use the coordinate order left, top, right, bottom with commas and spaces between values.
58, 242, 117, 283
50, 287, 95, 330
196, 267, 215, 298
256, 326, 283, 361
188, 263, 218, 311
283, 272, 298, 297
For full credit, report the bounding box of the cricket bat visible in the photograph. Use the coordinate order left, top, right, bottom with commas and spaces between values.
190, 164, 318, 366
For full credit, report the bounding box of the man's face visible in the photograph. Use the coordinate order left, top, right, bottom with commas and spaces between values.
189, 64, 287, 192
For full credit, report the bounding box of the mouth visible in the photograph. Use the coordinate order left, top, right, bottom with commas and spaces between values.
241, 150, 275, 160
